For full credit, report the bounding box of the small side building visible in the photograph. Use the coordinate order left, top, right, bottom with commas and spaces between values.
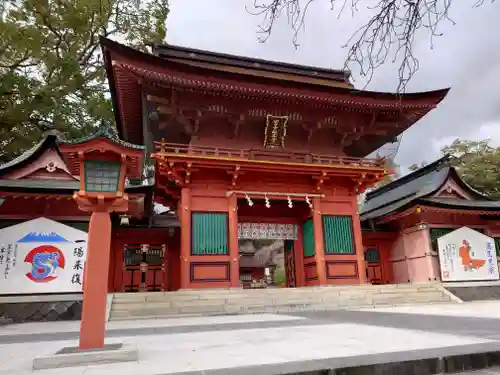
0, 126, 178, 323
361, 155, 500, 285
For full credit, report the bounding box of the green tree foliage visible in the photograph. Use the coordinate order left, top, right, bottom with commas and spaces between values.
408, 161, 427, 171
0, 0, 169, 162
441, 139, 500, 197
407, 139, 500, 197
273, 267, 286, 286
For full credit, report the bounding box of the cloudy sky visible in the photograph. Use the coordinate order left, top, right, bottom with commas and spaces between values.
166, 0, 500, 169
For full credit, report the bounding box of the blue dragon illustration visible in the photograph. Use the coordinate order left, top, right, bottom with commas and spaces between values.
31, 252, 61, 280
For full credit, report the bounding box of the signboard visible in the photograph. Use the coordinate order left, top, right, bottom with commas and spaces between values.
238, 223, 298, 240
0, 217, 87, 294
437, 226, 499, 282
263, 115, 288, 149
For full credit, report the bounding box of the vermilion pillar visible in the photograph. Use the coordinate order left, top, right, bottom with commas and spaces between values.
180, 188, 191, 289
228, 194, 240, 287
79, 210, 112, 349
351, 212, 367, 283
312, 198, 327, 285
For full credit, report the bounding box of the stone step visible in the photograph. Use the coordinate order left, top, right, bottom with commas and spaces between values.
112, 297, 428, 310
109, 284, 453, 320
112, 284, 442, 299
109, 297, 453, 320
111, 284, 438, 302
112, 289, 449, 305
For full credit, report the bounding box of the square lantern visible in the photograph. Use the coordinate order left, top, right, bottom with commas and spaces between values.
83, 160, 122, 193
58, 122, 144, 202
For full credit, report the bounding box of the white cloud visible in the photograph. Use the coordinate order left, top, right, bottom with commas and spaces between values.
166, 0, 500, 169
431, 121, 500, 156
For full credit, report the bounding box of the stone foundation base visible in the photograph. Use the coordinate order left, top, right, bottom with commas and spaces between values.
0, 295, 83, 323
32, 343, 137, 370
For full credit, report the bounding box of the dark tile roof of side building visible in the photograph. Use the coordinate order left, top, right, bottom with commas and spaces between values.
360, 155, 497, 221
0, 129, 151, 194
0, 134, 61, 175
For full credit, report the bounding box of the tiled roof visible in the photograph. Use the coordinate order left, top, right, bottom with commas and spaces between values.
152, 43, 350, 83
361, 156, 452, 220
58, 121, 145, 150
360, 154, 497, 221
0, 135, 59, 174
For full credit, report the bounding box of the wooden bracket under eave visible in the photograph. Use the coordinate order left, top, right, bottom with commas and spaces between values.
158, 161, 185, 187
313, 172, 329, 192
231, 114, 245, 139
356, 173, 384, 194
184, 162, 192, 185
226, 165, 242, 188
354, 173, 367, 194
300, 123, 315, 143
158, 185, 181, 199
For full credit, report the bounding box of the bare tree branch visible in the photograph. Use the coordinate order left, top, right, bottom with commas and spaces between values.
247, 0, 495, 92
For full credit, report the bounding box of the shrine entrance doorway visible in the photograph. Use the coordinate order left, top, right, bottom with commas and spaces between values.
238, 223, 298, 289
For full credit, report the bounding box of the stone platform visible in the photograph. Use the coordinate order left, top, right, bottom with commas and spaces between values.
445, 282, 500, 302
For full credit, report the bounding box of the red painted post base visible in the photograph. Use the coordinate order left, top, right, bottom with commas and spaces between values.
79, 211, 112, 349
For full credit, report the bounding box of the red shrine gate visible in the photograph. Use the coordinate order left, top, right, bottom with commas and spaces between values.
109, 191, 379, 292
100, 37, 448, 291
105, 142, 396, 292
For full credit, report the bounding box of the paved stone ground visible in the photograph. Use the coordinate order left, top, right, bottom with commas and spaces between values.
2, 301, 500, 374
460, 369, 500, 375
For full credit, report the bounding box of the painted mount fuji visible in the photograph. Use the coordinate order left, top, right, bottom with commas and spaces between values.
17, 232, 70, 243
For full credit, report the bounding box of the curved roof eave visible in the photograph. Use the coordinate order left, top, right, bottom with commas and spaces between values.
101, 37, 450, 105
447, 168, 494, 201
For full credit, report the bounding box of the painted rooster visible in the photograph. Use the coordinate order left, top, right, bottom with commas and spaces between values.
459, 239, 486, 271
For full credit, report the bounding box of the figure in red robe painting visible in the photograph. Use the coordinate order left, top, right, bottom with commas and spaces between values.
459, 239, 486, 271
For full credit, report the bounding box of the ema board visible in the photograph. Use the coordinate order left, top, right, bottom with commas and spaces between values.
0, 217, 87, 294
437, 226, 499, 282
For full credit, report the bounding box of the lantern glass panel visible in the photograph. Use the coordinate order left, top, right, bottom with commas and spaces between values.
84, 160, 121, 193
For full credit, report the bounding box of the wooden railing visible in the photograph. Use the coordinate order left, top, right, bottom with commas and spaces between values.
153, 141, 384, 168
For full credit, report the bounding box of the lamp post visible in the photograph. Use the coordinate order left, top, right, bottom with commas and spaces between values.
59, 122, 144, 350
75, 155, 128, 349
